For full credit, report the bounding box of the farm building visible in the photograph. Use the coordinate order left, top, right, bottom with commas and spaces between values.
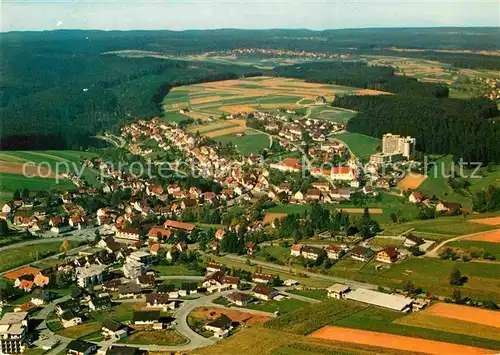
345, 288, 414, 312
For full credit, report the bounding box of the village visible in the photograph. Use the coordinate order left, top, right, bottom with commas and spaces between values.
0, 106, 480, 354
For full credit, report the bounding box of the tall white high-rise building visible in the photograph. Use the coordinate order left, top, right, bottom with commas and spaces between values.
382, 133, 415, 159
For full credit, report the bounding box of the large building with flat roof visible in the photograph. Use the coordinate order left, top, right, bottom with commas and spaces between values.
0, 312, 28, 354
345, 288, 414, 312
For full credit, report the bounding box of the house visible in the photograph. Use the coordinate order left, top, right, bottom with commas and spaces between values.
202, 271, 239, 292
204, 314, 232, 338
206, 262, 223, 274
301, 245, 323, 260
409, 191, 425, 204
1, 203, 13, 213
306, 189, 321, 201
76, 264, 106, 287
326, 245, 345, 260
0, 312, 28, 355
118, 282, 142, 299
56, 300, 80, 316
327, 283, 350, 299
227, 292, 253, 306
404, 234, 424, 248
270, 158, 301, 173
66, 340, 97, 355
89, 296, 112, 311
246, 241, 255, 256
164, 220, 196, 232
133, 311, 160, 325
101, 319, 130, 340
145, 293, 178, 311
252, 284, 278, 301
150, 243, 161, 256
436, 202, 462, 214
115, 227, 141, 241
61, 311, 82, 328
215, 229, 226, 240
147, 227, 172, 242
253, 273, 274, 284
376, 247, 400, 264
105, 346, 139, 355
136, 274, 155, 288
31, 289, 49, 306
351, 246, 374, 262
102, 279, 123, 292
4, 266, 41, 283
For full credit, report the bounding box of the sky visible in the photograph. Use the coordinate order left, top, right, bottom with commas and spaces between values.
1, 0, 499, 32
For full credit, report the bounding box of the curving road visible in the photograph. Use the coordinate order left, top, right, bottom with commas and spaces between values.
426, 228, 500, 258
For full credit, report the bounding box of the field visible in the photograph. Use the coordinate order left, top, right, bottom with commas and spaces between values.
193, 327, 411, 355
423, 303, 500, 328
395, 312, 500, 341
265, 299, 366, 335
0, 241, 78, 273
334, 132, 380, 161
286, 289, 328, 300
213, 129, 270, 156
469, 217, 500, 226
120, 330, 187, 346
191, 307, 271, 325
56, 322, 101, 339
446, 240, 500, 259
463, 229, 500, 243
309, 326, 494, 355
309, 106, 357, 123
330, 257, 500, 300
397, 174, 427, 190
0, 150, 100, 196
366, 237, 404, 248
246, 298, 308, 314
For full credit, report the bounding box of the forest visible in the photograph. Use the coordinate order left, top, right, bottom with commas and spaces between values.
272, 62, 449, 98
1, 28, 498, 150
334, 95, 500, 164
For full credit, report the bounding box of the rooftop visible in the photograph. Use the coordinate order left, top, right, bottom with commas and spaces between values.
345, 288, 413, 311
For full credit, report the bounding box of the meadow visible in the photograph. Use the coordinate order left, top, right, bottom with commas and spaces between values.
334, 132, 380, 161
212, 129, 270, 156
0, 150, 100, 198
0, 241, 79, 273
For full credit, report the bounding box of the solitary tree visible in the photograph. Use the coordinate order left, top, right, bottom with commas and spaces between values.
449, 268, 463, 285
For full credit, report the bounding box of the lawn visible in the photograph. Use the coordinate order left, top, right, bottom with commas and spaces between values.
286, 289, 328, 301
310, 107, 356, 122
334, 306, 500, 351
255, 245, 291, 263
57, 322, 101, 339
335, 132, 380, 161
119, 330, 187, 346
247, 298, 308, 314
265, 298, 366, 335
153, 264, 204, 276
213, 130, 270, 156
88, 302, 137, 323
0, 241, 78, 273
161, 111, 192, 123
366, 237, 404, 249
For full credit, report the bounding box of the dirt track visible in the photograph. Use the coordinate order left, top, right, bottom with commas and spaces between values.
309, 326, 494, 355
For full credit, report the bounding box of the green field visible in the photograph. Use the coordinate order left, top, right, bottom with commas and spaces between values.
0, 150, 99, 194
286, 289, 328, 300
246, 298, 308, 314
0, 241, 78, 273
119, 330, 187, 346
153, 264, 204, 277
446, 240, 500, 260
162, 111, 192, 123
330, 257, 500, 300
213, 130, 270, 156
335, 132, 380, 161
310, 107, 357, 122
88, 302, 136, 323
265, 298, 366, 335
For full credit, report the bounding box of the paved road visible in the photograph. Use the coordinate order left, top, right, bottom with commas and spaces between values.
426, 228, 500, 258
0, 232, 94, 252
221, 253, 378, 290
